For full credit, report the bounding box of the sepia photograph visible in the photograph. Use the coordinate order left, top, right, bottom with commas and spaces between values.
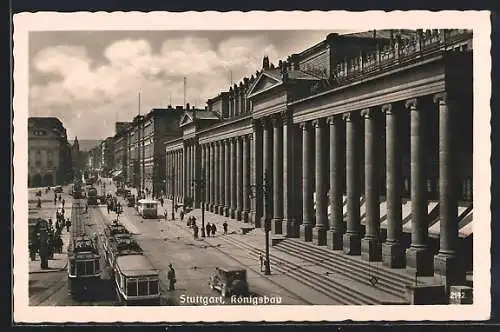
13, 11, 491, 323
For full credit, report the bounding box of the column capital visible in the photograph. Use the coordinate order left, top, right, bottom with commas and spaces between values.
342, 111, 359, 122
326, 115, 340, 125
247, 133, 253, 141
312, 118, 327, 128
271, 113, 282, 127
361, 108, 377, 119
404, 98, 418, 109
299, 121, 312, 131
433, 92, 447, 104
381, 103, 393, 114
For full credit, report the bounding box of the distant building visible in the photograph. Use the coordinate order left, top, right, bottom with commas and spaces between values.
100, 137, 115, 176
123, 106, 192, 197
112, 122, 132, 182
28, 117, 72, 187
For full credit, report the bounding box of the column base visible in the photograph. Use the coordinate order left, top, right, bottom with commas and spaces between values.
326, 229, 343, 250
243, 211, 249, 223
210, 204, 215, 212
382, 242, 406, 268
312, 227, 327, 246
434, 252, 465, 287
271, 218, 282, 235
361, 237, 382, 261
224, 206, 230, 217
406, 246, 434, 276
283, 219, 298, 238
236, 210, 242, 221
218, 206, 225, 215
299, 224, 313, 242
343, 232, 361, 255
230, 208, 236, 219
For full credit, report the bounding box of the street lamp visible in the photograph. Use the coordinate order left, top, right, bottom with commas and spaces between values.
192, 167, 206, 238
165, 166, 176, 220
247, 168, 271, 275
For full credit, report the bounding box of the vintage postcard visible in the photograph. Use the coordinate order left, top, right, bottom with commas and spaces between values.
13, 10, 491, 323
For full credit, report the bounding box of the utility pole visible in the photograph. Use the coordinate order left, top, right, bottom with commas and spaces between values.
248, 168, 271, 275
192, 167, 206, 237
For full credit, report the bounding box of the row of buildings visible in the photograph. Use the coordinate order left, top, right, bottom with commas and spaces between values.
28, 117, 80, 187
88, 29, 474, 286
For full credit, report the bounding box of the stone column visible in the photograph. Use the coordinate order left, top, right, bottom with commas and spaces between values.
240, 89, 246, 115
201, 144, 206, 208
183, 144, 187, 202
207, 144, 213, 211
193, 142, 199, 208
406, 98, 433, 276
214, 142, 220, 212
433, 92, 463, 285
250, 121, 263, 227
261, 118, 273, 226
272, 115, 284, 234
236, 136, 243, 220
283, 113, 298, 237
229, 94, 234, 118
242, 135, 251, 222
175, 150, 178, 201
224, 139, 231, 217
343, 112, 362, 255
219, 140, 225, 215
300, 121, 313, 242
230, 137, 237, 218
361, 108, 382, 261
313, 118, 328, 245
382, 104, 405, 267
326, 116, 344, 249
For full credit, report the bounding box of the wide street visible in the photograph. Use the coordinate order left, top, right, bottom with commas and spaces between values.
29, 178, 326, 306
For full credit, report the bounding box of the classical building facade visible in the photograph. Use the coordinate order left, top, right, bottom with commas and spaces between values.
28, 117, 72, 187
165, 29, 474, 286
112, 122, 132, 181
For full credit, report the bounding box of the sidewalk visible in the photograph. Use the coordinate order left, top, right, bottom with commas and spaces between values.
29, 200, 72, 274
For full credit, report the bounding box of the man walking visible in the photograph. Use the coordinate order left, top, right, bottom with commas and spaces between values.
167, 263, 176, 291
223, 221, 228, 235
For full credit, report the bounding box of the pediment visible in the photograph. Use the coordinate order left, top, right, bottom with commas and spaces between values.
179, 112, 193, 127
247, 72, 283, 98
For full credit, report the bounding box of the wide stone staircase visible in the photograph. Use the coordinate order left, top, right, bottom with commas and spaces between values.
215, 228, 414, 305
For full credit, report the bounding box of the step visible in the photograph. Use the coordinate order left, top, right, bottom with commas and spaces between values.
217, 235, 367, 304
218, 234, 405, 305
274, 240, 406, 299
287, 238, 415, 286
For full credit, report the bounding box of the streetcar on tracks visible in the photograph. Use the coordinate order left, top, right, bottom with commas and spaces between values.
67, 235, 102, 300
114, 253, 161, 305
86, 186, 99, 205
137, 199, 158, 219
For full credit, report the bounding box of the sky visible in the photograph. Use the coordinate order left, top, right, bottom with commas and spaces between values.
28, 30, 356, 140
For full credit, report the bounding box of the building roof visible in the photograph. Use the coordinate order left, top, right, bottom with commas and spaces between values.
344, 29, 416, 40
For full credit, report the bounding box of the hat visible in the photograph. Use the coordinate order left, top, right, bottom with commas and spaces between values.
168, 263, 172, 268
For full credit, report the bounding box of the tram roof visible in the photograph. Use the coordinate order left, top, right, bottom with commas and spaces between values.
116, 254, 158, 277
137, 199, 158, 204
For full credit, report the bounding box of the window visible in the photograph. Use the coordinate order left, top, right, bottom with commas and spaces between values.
149, 280, 159, 295
76, 261, 85, 276
138, 280, 148, 296
35, 151, 42, 167
47, 150, 53, 167
85, 261, 94, 275
70, 260, 76, 275
127, 279, 138, 296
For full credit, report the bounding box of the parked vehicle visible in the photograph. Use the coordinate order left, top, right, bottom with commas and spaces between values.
208, 267, 249, 298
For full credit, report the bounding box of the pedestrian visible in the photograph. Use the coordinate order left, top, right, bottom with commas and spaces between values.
167, 263, 176, 291
58, 195, 62, 202
164, 209, 168, 221
223, 221, 228, 235
193, 224, 199, 239
37, 198, 41, 208
180, 209, 184, 221
85, 203, 88, 213
205, 223, 211, 237
61, 207, 65, 217
211, 223, 217, 236
259, 253, 264, 272
62, 199, 65, 208
54, 196, 57, 206
160, 197, 164, 207
66, 218, 71, 232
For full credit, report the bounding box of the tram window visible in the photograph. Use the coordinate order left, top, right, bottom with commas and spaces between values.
127, 280, 137, 296
76, 261, 85, 276
70, 261, 76, 275
85, 261, 94, 275
149, 280, 159, 294
138, 280, 148, 296
94, 259, 100, 272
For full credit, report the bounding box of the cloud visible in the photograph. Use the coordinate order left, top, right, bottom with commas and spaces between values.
30, 34, 294, 140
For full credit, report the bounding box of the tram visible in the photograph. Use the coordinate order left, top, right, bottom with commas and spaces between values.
102, 222, 161, 305
67, 235, 102, 300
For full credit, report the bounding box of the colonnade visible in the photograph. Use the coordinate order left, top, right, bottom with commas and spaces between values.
165, 92, 466, 282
